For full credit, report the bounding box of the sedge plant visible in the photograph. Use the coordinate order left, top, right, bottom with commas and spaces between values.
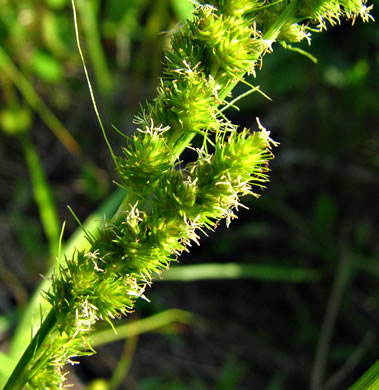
3, 0, 374, 388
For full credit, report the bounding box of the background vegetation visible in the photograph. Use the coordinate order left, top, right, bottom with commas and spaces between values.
0, 0, 378, 389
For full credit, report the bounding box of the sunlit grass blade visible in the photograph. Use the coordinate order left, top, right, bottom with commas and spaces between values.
107, 334, 137, 390
21, 134, 60, 261
158, 263, 323, 282
0, 352, 17, 388
349, 360, 379, 390
89, 309, 193, 347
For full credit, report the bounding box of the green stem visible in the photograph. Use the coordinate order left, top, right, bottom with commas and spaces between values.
21, 134, 60, 261
3, 310, 57, 390
9, 189, 125, 362
75, 0, 113, 95
71, 0, 119, 170
111, 190, 140, 224
3, 2, 303, 387
89, 309, 193, 347
158, 263, 323, 282
171, 0, 299, 159
349, 359, 379, 390
263, 0, 298, 43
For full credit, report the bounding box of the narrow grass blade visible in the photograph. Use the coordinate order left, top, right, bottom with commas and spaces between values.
0, 353, 17, 388
89, 309, 193, 347
21, 134, 60, 260
158, 263, 323, 282
349, 360, 379, 390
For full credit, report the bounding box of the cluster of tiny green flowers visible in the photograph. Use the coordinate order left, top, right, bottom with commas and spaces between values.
27, 329, 90, 390
117, 122, 175, 197
14, 1, 373, 388
300, 0, 374, 29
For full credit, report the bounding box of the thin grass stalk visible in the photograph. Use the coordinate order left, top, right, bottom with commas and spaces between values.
75, 0, 113, 95
21, 133, 60, 261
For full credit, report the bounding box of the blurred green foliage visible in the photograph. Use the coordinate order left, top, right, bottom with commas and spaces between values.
0, 0, 377, 389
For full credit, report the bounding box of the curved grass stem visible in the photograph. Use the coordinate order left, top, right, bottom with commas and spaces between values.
3, 310, 57, 390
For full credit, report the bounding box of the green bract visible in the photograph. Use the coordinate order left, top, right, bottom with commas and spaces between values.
3, 1, 373, 388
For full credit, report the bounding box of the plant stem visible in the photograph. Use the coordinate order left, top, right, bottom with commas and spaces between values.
21, 133, 60, 262
89, 309, 193, 347
171, 0, 299, 158
4, 1, 373, 388
157, 263, 323, 282
3, 3, 302, 388
8, 189, 125, 363
310, 232, 353, 389
3, 310, 57, 390
75, 0, 113, 95
322, 331, 375, 390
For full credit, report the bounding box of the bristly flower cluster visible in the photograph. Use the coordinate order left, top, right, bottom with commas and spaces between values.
299, 0, 374, 29
6, 1, 372, 389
